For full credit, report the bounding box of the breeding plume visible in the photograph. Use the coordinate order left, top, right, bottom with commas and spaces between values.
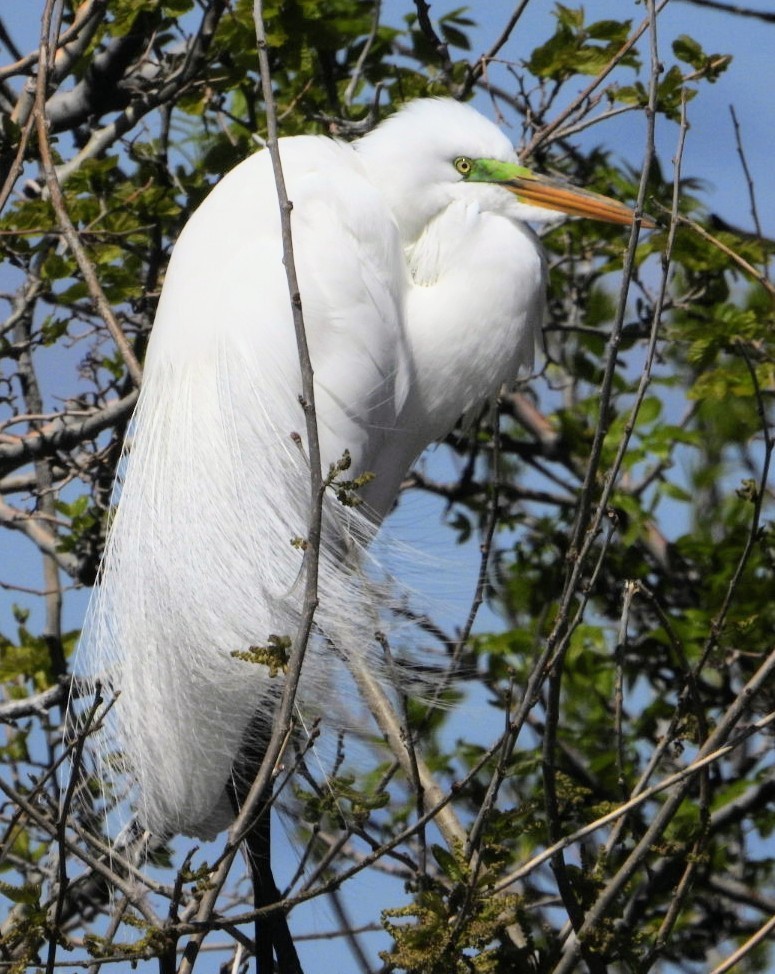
81, 98, 648, 844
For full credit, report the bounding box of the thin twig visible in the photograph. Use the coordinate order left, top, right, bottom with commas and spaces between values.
412, 0, 454, 84
613, 581, 637, 798
659, 207, 775, 299
33, 44, 143, 386
710, 912, 775, 974
675, 0, 775, 22
694, 343, 774, 676
0, 0, 105, 82
46, 689, 103, 974
0, 496, 81, 576
343, 0, 381, 107
177, 3, 325, 968
0, 776, 162, 924
464, 0, 531, 92
518, 16, 665, 956
0, 108, 36, 216
522, 0, 671, 159
493, 705, 775, 896
729, 105, 766, 254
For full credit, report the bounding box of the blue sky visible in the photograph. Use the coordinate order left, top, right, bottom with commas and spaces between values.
1, 4, 773, 970
2, 1, 773, 633
450, 0, 774, 234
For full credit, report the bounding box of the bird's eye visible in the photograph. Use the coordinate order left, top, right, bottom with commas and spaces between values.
454, 156, 472, 176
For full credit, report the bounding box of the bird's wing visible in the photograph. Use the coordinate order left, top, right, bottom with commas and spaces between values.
80, 136, 414, 837
149, 135, 411, 495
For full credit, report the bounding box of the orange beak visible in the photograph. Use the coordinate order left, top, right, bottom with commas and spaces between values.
466, 157, 655, 228
502, 171, 656, 228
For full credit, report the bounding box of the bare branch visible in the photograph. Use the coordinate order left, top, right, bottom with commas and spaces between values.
710, 913, 775, 974
0, 392, 138, 474
0, 496, 81, 576
33, 50, 143, 385
465, 1, 531, 92
675, 0, 775, 22
494, 706, 775, 895
413, 0, 454, 85
522, 0, 671, 159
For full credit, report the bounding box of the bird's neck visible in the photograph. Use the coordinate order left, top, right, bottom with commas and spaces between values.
401, 201, 544, 441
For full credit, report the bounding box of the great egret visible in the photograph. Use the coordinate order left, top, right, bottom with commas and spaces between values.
79, 96, 649, 969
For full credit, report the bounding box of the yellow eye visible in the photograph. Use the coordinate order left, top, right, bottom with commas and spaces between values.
454, 156, 472, 176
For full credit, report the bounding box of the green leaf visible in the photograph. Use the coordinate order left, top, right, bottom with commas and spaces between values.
0, 879, 41, 906
672, 34, 705, 68
431, 844, 465, 883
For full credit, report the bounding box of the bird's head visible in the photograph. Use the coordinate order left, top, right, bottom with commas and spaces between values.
356, 98, 653, 243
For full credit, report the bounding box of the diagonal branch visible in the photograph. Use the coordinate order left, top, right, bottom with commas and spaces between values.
33, 44, 143, 386
521, 0, 671, 159
464, 0, 531, 93
675, 0, 775, 21
0, 392, 138, 474
0, 496, 81, 577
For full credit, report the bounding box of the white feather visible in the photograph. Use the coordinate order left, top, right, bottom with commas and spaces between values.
77, 99, 549, 839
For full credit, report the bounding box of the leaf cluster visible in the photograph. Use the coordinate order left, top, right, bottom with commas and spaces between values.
0, 2, 771, 973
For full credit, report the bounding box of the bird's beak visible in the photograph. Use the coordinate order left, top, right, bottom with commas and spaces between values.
503, 170, 656, 228
472, 160, 655, 228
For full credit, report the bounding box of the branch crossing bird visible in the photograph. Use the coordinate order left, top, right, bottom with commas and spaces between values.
76, 97, 651, 972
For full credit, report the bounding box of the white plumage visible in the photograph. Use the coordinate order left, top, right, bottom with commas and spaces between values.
78, 98, 642, 839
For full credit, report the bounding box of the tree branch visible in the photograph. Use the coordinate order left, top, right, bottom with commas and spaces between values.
0, 392, 138, 475
34, 49, 143, 386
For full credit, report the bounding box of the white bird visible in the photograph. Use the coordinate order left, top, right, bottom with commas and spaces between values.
80, 97, 648, 849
